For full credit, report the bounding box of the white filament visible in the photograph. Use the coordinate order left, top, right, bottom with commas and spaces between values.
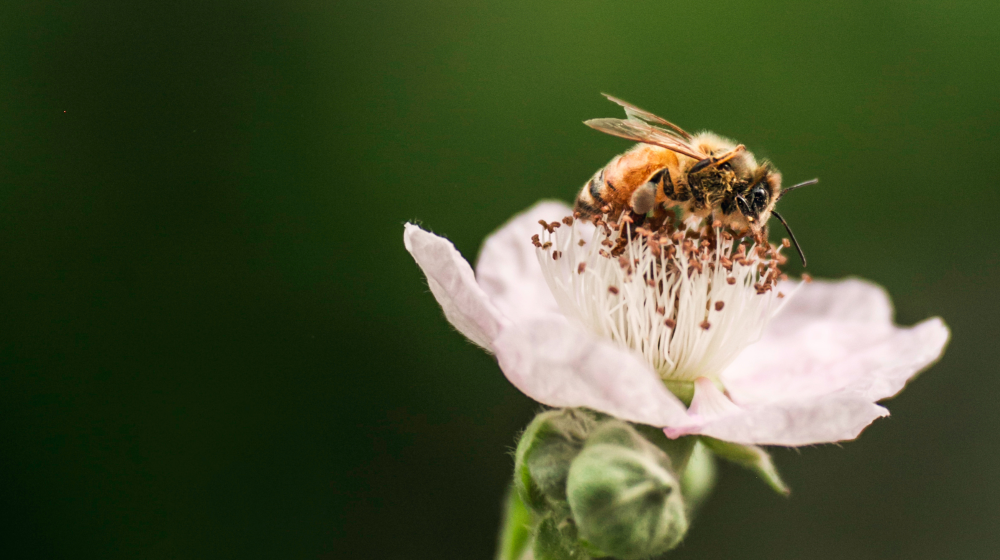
536, 218, 788, 384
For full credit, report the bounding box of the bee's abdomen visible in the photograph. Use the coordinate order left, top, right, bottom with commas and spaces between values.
575, 168, 607, 218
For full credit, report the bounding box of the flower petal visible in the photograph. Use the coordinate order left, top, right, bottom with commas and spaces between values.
404, 223, 509, 350
476, 200, 584, 324
666, 380, 889, 446
722, 279, 950, 405
493, 316, 689, 427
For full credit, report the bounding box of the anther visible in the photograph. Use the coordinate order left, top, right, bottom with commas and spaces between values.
552, 251, 561, 260
541, 242, 552, 249
802, 273, 813, 283
726, 277, 736, 285
578, 262, 586, 274
578, 239, 586, 246
777, 292, 785, 299
562, 216, 574, 226
782, 238, 791, 248
715, 301, 725, 311
700, 320, 711, 330
608, 286, 619, 295
712, 219, 722, 229
656, 306, 665, 315
664, 318, 676, 329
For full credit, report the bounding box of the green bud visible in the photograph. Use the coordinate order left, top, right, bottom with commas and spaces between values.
514, 409, 598, 512
533, 516, 592, 560
566, 422, 688, 560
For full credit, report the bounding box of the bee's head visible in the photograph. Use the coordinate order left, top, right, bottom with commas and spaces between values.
736, 167, 782, 234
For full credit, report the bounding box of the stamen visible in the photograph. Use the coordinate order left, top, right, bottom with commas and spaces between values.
533, 211, 789, 386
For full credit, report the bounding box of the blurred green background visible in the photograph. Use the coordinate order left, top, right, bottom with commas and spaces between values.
0, 0, 997, 558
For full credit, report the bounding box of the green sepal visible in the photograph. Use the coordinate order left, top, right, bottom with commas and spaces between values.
566, 421, 688, 560
699, 436, 790, 495
496, 484, 533, 560
679, 440, 717, 518
514, 409, 598, 512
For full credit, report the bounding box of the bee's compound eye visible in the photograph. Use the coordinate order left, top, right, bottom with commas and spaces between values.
751, 185, 768, 207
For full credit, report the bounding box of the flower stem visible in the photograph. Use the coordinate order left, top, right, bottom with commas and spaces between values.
495, 484, 533, 560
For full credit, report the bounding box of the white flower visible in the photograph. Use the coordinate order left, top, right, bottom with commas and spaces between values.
404, 201, 949, 446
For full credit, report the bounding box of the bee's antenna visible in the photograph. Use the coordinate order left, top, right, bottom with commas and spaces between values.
780, 178, 819, 198
770, 210, 806, 267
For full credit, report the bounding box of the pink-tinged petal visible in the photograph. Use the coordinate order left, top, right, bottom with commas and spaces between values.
476, 200, 584, 324
667, 380, 889, 446
404, 224, 509, 350
493, 316, 689, 427
722, 279, 950, 406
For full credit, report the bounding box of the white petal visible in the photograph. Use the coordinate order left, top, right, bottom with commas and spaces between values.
667, 379, 890, 446
493, 316, 689, 427
722, 279, 950, 405
476, 200, 584, 324
404, 224, 509, 350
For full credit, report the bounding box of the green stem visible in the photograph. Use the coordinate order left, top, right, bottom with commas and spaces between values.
495, 485, 534, 560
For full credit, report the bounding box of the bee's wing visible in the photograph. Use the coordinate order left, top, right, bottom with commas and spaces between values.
601, 94, 693, 141
584, 118, 705, 161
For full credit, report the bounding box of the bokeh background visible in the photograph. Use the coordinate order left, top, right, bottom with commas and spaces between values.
0, 0, 997, 558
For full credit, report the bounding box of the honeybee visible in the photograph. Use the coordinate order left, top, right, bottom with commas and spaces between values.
576, 94, 816, 265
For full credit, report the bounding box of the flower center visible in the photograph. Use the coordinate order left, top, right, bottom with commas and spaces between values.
532, 211, 791, 397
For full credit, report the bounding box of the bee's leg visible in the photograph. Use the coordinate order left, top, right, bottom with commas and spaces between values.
690, 145, 746, 173
629, 181, 658, 215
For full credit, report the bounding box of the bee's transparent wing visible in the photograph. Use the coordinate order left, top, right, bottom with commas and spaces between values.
601, 94, 693, 141
584, 117, 705, 161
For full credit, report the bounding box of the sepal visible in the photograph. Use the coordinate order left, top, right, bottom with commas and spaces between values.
699, 436, 790, 495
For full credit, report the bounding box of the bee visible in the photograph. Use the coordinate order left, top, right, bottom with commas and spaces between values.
575, 94, 816, 265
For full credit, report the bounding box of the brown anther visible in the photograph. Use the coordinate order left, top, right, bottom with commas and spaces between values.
726, 277, 736, 285
578, 262, 586, 274
601, 239, 614, 247
531, 234, 541, 247
715, 301, 725, 311
777, 292, 785, 299
552, 251, 561, 260
578, 239, 586, 246
573, 211, 582, 219
551, 221, 561, 229
700, 320, 711, 330
672, 231, 685, 242
600, 205, 611, 213
664, 318, 676, 329
650, 244, 661, 258
646, 278, 656, 287
656, 306, 665, 315
722, 231, 734, 241
608, 286, 619, 295
782, 238, 791, 248
618, 256, 629, 269
712, 220, 722, 229
802, 273, 813, 283
599, 249, 611, 258
621, 215, 634, 225
562, 216, 574, 226
541, 242, 552, 249
779, 273, 789, 281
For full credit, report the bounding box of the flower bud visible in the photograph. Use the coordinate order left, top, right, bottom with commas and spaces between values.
566, 422, 688, 560
514, 409, 598, 512
533, 516, 592, 560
